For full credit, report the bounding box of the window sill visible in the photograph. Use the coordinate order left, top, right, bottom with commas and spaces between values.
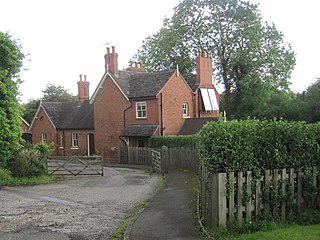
183, 115, 190, 119
59, 147, 64, 149
71, 147, 79, 150
136, 117, 147, 120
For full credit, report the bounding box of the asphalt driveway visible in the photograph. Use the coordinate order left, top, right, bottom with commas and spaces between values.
0, 167, 157, 240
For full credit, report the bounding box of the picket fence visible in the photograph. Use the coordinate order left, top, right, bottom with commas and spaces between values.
200, 162, 320, 229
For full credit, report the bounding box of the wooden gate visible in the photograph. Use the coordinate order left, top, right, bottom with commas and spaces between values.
48, 156, 103, 176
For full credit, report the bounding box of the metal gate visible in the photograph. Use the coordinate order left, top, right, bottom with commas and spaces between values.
48, 156, 103, 176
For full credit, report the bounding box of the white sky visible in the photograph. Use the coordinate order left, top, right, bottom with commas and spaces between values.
1, 0, 319, 103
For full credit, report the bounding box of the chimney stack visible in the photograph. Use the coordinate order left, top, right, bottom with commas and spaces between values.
77, 74, 90, 103
196, 51, 213, 87
104, 46, 119, 76
128, 62, 146, 72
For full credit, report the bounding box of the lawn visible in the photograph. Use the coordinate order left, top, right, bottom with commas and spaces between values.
232, 224, 320, 240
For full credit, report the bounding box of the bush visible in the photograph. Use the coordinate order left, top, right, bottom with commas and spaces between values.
198, 119, 320, 172
8, 145, 48, 177
0, 166, 13, 185
150, 135, 198, 148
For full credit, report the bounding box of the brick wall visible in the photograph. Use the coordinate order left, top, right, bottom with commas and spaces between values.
126, 98, 159, 125
31, 107, 57, 146
160, 72, 194, 135
55, 130, 94, 156
93, 76, 130, 162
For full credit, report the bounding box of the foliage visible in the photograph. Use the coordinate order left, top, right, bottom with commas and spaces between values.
197, 119, 320, 172
0, 166, 14, 185
149, 135, 198, 148
214, 224, 320, 240
0, 32, 25, 167
42, 84, 77, 102
8, 143, 52, 177
134, 0, 296, 119
298, 79, 320, 123
22, 84, 77, 123
21, 98, 39, 124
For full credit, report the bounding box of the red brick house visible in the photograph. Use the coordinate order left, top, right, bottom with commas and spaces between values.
90, 46, 220, 161
20, 117, 32, 143
30, 46, 220, 161
29, 75, 95, 156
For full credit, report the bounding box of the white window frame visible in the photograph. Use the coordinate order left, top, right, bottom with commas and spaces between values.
41, 133, 47, 143
182, 102, 189, 117
59, 134, 64, 148
71, 133, 79, 148
136, 102, 147, 119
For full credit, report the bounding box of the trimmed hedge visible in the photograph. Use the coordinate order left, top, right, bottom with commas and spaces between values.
198, 119, 320, 172
149, 135, 198, 148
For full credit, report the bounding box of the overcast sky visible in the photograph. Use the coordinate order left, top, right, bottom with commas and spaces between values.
1, 0, 320, 103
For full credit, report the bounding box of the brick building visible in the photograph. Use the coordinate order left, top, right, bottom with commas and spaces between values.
30, 46, 220, 161
29, 74, 94, 156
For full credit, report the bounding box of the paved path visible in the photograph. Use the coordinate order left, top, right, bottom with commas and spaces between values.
127, 168, 204, 240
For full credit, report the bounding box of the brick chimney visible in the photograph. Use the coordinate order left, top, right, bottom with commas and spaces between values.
196, 51, 213, 87
104, 46, 118, 76
77, 74, 90, 103
128, 62, 146, 72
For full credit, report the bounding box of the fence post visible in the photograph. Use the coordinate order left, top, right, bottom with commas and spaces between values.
281, 169, 287, 220
200, 160, 207, 226
237, 171, 243, 223
212, 172, 227, 229
161, 146, 169, 174
228, 172, 235, 222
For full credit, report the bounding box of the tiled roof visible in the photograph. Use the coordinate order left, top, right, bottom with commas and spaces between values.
184, 74, 199, 92
112, 70, 175, 99
179, 118, 218, 135
111, 69, 199, 99
120, 124, 158, 137
41, 100, 94, 130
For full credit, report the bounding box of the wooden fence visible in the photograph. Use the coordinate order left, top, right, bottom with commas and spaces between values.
119, 146, 198, 172
119, 147, 152, 166
200, 162, 320, 229
48, 156, 103, 176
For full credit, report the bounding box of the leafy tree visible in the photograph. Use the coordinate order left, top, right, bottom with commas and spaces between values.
22, 84, 77, 123
0, 32, 25, 166
134, 0, 296, 119
42, 84, 77, 102
22, 98, 40, 124
300, 79, 320, 123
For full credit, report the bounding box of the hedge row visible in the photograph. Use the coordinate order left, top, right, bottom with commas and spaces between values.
149, 135, 197, 148
198, 119, 320, 172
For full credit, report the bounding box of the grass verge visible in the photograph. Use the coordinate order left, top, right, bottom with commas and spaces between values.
111, 171, 165, 240
6, 175, 59, 186
231, 224, 320, 240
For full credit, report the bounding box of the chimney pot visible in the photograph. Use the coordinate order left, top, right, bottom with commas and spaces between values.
107, 47, 110, 54
84, 74, 87, 81
112, 46, 115, 53
79, 74, 83, 81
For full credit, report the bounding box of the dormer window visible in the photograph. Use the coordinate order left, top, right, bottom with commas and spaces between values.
182, 103, 189, 118
136, 102, 147, 119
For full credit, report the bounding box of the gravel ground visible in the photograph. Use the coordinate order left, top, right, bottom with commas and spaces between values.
0, 167, 157, 240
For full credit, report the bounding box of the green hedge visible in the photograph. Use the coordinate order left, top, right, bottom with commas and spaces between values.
149, 135, 198, 148
198, 119, 320, 172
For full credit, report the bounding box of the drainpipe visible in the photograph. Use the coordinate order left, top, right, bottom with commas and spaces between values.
160, 93, 163, 136
62, 130, 66, 156
123, 102, 132, 127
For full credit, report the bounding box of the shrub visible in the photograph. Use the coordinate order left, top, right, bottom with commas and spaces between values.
8, 145, 48, 177
0, 166, 13, 185
198, 119, 320, 172
150, 135, 198, 148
